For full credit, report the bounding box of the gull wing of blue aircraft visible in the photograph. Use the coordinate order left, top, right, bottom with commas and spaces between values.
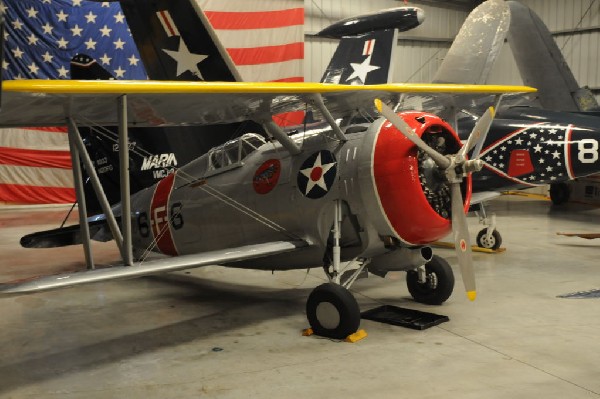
0, 78, 535, 339
428, 0, 600, 249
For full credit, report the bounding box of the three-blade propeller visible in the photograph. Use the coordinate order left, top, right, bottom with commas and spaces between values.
374, 99, 495, 301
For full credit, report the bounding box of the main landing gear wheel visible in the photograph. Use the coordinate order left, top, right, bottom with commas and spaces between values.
476, 228, 502, 250
406, 255, 454, 305
550, 182, 570, 205
306, 283, 360, 339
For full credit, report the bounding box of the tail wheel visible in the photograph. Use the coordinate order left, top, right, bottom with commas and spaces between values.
306, 283, 360, 339
476, 228, 502, 250
406, 255, 454, 305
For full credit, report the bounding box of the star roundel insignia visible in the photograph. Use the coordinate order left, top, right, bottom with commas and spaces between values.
297, 150, 337, 199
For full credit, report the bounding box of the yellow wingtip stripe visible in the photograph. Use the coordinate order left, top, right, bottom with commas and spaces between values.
467, 291, 477, 301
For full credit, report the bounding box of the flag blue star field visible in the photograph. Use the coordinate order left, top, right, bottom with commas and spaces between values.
1, 0, 147, 80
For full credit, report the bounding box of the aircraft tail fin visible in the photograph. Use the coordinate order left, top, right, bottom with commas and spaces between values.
70, 54, 115, 80
506, 1, 600, 112
316, 7, 424, 85
118, 0, 241, 81
319, 29, 398, 85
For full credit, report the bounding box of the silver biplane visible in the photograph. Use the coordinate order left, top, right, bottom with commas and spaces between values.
0, 79, 535, 339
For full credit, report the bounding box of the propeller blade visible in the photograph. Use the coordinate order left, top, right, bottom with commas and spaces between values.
460, 106, 495, 160
374, 99, 450, 169
450, 182, 477, 301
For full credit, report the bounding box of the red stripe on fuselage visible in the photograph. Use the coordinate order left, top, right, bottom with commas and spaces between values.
150, 173, 178, 256
565, 125, 575, 179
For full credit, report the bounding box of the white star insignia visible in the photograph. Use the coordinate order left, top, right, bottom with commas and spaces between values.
26, 7, 38, 18
84, 38, 97, 50
114, 66, 126, 78
163, 37, 208, 78
27, 34, 39, 45
100, 53, 112, 65
99, 25, 112, 37
56, 37, 69, 49
57, 65, 69, 78
28, 62, 39, 75
56, 10, 68, 22
128, 55, 140, 66
346, 54, 380, 84
42, 52, 54, 63
113, 38, 125, 49
114, 12, 125, 23
533, 144, 542, 153
42, 22, 53, 35
11, 47, 24, 59
85, 11, 97, 24
70, 24, 83, 37
12, 19, 24, 30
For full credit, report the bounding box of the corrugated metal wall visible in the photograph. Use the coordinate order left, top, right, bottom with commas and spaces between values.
306, 0, 600, 101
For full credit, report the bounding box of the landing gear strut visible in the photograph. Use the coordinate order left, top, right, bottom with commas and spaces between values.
309, 200, 364, 339
475, 202, 502, 250
406, 255, 454, 305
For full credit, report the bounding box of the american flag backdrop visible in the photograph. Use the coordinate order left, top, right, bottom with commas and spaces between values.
0, 0, 304, 205
0, 0, 146, 204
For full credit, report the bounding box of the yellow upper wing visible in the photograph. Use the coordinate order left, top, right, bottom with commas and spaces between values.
0, 80, 536, 128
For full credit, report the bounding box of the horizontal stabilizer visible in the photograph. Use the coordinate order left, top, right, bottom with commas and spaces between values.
20, 219, 113, 248
0, 240, 307, 295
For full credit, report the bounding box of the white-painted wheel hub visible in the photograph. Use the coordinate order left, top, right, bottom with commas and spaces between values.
315, 302, 340, 330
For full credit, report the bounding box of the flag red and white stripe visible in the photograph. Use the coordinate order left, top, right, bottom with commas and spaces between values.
0, 127, 75, 204
201, 0, 304, 83
201, 0, 305, 126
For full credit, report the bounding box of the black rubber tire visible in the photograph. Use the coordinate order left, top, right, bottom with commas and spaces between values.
550, 182, 570, 205
306, 283, 360, 339
406, 255, 454, 305
476, 228, 502, 250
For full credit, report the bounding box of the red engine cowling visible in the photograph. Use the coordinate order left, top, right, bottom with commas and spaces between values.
371, 111, 471, 245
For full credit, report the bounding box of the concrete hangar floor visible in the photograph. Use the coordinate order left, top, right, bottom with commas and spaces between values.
0, 195, 599, 399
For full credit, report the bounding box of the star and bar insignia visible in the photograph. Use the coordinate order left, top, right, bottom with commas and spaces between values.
297, 150, 337, 199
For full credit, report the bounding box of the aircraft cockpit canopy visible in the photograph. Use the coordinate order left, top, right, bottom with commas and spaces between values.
207, 133, 266, 172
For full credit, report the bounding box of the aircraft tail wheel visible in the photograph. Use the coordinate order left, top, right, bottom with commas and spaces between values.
550, 183, 570, 205
406, 255, 454, 305
476, 228, 502, 250
306, 283, 360, 339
